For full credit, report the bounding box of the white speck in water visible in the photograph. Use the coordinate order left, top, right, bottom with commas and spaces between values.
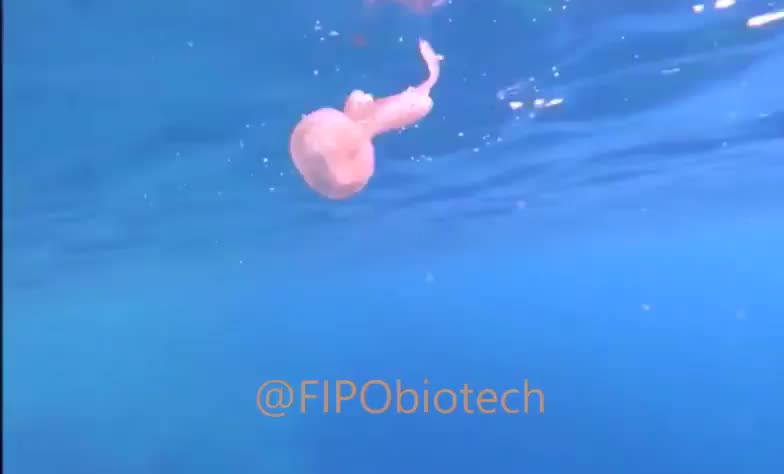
547, 98, 563, 107
715, 0, 735, 10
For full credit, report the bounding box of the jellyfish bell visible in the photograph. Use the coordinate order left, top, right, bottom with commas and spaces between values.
288, 107, 375, 200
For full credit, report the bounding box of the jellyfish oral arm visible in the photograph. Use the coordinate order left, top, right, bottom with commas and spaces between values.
343, 90, 376, 123
414, 38, 441, 94
345, 39, 442, 136
358, 88, 433, 135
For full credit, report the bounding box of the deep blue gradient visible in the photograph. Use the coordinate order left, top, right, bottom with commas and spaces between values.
3, 1, 783, 473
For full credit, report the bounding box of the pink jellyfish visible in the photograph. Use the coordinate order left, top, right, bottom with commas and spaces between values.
289, 39, 442, 200
363, 0, 447, 15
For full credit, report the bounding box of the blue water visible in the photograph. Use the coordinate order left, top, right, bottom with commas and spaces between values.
3, 0, 783, 472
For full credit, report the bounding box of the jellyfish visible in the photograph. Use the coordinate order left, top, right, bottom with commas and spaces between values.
363, 0, 447, 15
289, 39, 442, 200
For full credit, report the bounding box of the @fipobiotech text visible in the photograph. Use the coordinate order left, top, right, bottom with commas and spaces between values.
256, 378, 544, 417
